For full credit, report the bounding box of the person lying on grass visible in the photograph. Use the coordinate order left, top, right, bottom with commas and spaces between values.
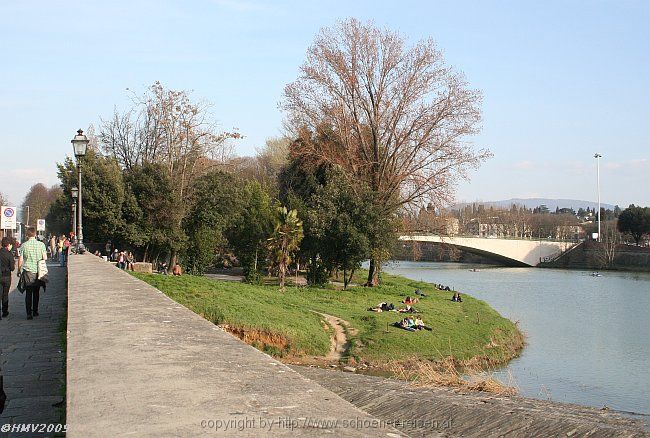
368, 302, 396, 312
369, 302, 396, 312
403, 296, 419, 305
414, 289, 427, 297
398, 304, 418, 313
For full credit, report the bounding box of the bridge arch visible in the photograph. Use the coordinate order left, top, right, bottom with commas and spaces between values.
399, 235, 576, 267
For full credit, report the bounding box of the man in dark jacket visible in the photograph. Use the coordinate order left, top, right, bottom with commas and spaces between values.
0, 237, 15, 319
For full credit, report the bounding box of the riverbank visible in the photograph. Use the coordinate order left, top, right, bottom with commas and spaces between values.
132, 271, 524, 375
543, 241, 650, 272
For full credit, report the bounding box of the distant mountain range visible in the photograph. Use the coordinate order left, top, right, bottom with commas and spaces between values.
453, 198, 616, 211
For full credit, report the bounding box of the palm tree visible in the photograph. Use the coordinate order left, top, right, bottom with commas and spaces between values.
267, 207, 303, 292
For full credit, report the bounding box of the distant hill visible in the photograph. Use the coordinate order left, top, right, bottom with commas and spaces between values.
453, 198, 616, 211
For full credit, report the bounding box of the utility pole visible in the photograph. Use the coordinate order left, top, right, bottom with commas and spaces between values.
594, 153, 602, 242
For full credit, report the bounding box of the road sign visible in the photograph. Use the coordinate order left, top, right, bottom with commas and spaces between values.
37, 219, 46, 232
1, 206, 17, 230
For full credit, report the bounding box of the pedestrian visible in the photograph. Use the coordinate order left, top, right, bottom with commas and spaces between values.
117, 251, 126, 270
49, 235, 57, 261
126, 251, 134, 271
17, 227, 47, 320
59, 235, 69, 267
57, 235, 65, 266
0, 237, 16, 319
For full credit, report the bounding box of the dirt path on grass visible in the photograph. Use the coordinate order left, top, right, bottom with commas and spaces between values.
312, 312, 358, 361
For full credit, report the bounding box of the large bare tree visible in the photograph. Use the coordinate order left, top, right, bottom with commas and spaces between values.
282, 19, 490, 285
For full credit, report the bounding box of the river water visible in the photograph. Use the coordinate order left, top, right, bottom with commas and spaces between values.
383, 261, 650, 415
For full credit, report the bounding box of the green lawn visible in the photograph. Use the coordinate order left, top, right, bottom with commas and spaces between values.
132, 271, 523, 368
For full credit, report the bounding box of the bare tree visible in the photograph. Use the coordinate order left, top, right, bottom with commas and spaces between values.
598, 220, 621, 268
282, 19, 489, 285
21, 183, 61, 227
100, 82, 241, 266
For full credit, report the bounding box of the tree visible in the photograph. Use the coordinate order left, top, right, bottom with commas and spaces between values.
254, 137, 291, 190
100, 82, 240, 266
598, 220, 621, 268
48, 150, 127, 245
226, 181, 275, 282
21, 183, 61, 227
282, 19, 488, 285
267, 207, 303, 292
123, 163, 178, 262
306, 170, 374, 289
617, 205, 650, 245
183, 171, 244, 274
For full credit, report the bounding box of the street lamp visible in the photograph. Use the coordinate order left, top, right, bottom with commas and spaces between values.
71, 129, 89, 252
594, 153, 602, 242
71, 187, 78, 244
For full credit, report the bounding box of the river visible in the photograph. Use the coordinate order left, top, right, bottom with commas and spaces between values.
382, 261, 650, 415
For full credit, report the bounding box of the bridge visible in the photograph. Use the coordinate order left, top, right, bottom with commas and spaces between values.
399, 234, 577, 267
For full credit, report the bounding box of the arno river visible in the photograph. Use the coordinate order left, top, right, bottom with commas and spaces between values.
383, 261, 650, 415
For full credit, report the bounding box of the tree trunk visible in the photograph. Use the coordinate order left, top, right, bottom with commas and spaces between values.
366, 257, 380, 286
169, 248, 177, 274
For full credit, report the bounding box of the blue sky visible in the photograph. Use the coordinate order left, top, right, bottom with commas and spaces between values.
1, 0, 648, 208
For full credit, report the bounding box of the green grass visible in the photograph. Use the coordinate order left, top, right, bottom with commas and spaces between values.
132, 271, 523, 367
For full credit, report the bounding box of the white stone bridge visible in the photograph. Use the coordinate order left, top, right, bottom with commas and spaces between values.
399, 234, 577, 267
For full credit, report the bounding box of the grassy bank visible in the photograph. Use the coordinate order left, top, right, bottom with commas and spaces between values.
132, 271, 523, 369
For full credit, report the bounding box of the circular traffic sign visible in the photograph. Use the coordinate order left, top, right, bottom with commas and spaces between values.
3, 208, 14, 217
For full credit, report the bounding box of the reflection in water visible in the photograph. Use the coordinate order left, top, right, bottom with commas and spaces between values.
383, 261, 650, 415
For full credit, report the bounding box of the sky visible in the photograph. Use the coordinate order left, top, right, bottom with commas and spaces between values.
1, 0, 648, 209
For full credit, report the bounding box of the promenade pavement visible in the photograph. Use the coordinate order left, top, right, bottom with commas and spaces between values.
67, 254, 400, 437
0, 261, 67, 436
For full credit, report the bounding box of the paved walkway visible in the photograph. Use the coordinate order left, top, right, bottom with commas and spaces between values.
0, 261, 67, 434
67, 254, 399, 437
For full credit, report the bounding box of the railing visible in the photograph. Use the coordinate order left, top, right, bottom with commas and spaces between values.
402, 232, 583, 244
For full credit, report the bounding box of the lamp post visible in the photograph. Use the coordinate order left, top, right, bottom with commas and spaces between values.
594, 153, 602, 242
71, 187, 78, 244
71, 129, 89, 252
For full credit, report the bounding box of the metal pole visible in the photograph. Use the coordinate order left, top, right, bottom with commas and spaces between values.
26, 205, 30, 227
77, 161, 84, 250
595, 153, 602, 242
71, 202, 77, 241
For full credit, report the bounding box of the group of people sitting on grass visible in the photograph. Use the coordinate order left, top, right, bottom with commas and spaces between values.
394, 316, 432, 332
369, 288, 465, 334
435, 284, 452, 291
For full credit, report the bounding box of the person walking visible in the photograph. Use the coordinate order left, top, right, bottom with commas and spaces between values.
0, 237, 16, 319
49, 235, 57, 261
59, 235, 71, 267
17, 227, 47, 320
57, 235, 65, 267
